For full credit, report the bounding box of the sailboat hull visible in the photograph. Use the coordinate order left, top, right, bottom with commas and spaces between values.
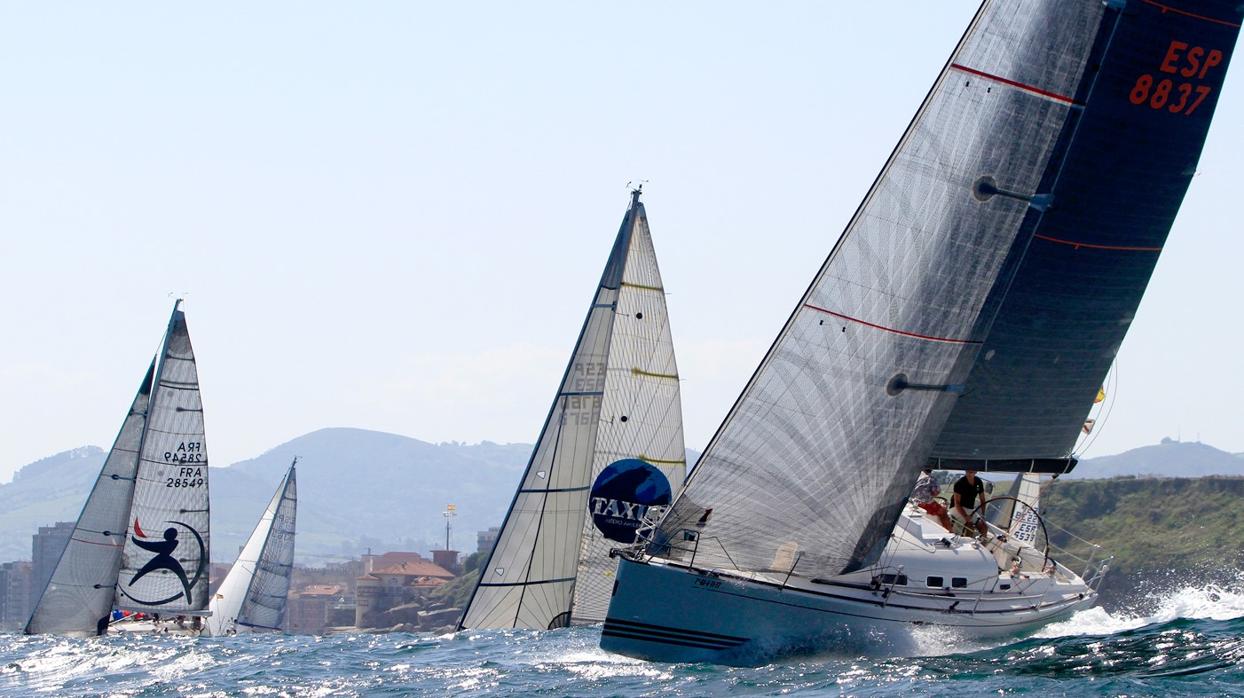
601, 556, 1094, 665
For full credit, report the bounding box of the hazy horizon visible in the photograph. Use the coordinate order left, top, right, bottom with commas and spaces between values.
3, 2, 1241, 480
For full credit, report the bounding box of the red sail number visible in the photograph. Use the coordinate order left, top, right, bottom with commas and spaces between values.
1129, 75, 1214, 115
1128, 40, 1222, 116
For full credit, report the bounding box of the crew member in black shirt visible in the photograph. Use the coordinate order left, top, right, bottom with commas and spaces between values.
951, 469, 988, 536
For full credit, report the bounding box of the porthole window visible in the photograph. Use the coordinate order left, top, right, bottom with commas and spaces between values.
926, 576, 944, 588
952, 577, 968, 589
879, 574, 908, 586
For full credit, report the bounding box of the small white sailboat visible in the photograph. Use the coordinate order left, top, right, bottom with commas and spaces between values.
206, 459, 297, 636
601, 0, 1241, 664
25, 300, 213, 636
458, 188, 686, 630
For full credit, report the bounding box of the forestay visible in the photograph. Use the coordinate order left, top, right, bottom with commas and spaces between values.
207, 461, 297, 635
656, 0, 1240, 578
25, 361, 155, 636
117, 301, 212, 614
459, 190, 685, 630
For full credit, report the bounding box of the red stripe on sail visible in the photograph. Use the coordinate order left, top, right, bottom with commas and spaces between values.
950, 64, 1079, 105
133, 518, 146, 538
1034, 233, 1163, 252
1139, 0, 1241, 28
803, 304, 980, 345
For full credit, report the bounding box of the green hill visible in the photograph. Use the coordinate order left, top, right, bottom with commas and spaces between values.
1041, 476, 1244, 610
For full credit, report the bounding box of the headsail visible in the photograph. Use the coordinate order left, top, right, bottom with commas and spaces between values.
25, 361, 155, 636
117, 300, 212, 614
207, 460, 298, 635
572, 197, 685, 624
459, 190, 685, 629
656, 0, 1240, 578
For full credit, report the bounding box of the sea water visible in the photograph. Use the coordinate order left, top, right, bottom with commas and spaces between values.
2, 583, 1242, 696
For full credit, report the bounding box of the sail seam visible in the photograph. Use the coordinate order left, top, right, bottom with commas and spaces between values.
802, 304, 981, 345
1034, 233, 1162, 252
1138, 0, 1241, 27
949, 63, 1080, 105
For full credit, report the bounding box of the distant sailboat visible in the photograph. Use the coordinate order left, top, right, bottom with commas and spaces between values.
458, 188, 686, 630
206, 459, 297, 636
26, 300, 212, 636
601, 0, 1241, 663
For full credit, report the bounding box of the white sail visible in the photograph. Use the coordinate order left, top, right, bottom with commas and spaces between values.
459, 189, 684, 629
117, 300, 212, 614
1008, 473, 1042, 544
25, 361, 155, 636
207, 460, 297, 635
571, 202, 685, 624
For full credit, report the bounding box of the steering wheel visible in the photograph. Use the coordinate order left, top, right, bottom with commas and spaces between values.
972, 495, 1051, 572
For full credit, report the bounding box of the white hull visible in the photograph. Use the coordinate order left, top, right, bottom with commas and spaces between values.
602, 556, 1093, 664
601, 507, 1101, 664
110, 617, 205, 636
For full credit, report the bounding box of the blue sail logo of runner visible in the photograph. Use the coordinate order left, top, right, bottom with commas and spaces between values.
588, 458, 673, 543
120, 518, 207, 607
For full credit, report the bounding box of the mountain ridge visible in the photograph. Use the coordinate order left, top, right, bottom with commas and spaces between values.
2, 432, 1234, 565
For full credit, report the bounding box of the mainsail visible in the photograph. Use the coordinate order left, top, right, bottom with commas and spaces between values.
459, 190, 685, 629
656, 0, 1240, 578
117, 300, 212, 614
207, 460, 298, 635
25, 361, 155, 636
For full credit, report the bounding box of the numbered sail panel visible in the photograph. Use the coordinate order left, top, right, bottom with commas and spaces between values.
459, 490, 592, 629
26, 361, 155, 636
933, 0, 1242, 461
661, 0, 1108, 577
573, 204, 686, 623
119, 308, 211, 614
207, 465, 297, 635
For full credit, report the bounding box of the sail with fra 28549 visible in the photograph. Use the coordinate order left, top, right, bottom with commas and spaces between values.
117, 302, 212, 615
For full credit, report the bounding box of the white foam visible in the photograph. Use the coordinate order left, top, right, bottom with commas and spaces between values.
1035, 582, 1244, 639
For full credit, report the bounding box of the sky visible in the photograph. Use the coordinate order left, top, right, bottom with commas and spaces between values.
1, 2, 1241, 481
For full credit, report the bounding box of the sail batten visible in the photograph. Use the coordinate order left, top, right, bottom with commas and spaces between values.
459, 191, 686, 630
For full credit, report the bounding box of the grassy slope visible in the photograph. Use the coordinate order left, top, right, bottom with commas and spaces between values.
1041, 476, 1244, 609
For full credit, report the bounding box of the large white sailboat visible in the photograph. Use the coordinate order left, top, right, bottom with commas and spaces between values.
458, 188, 686, 630
601, 0, 1241, 664
25, 300, 213, 636
206, 459, 297, 636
